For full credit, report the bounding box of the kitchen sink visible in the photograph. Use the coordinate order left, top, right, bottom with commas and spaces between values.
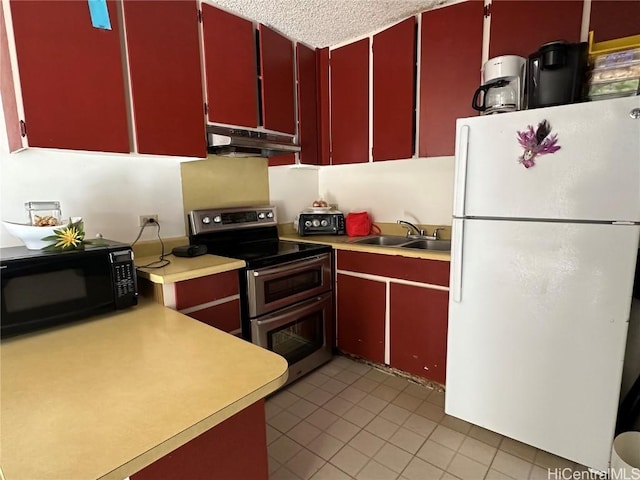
353, 236, 410, 246
401, 239, 452, 251
352, 235, 451, 251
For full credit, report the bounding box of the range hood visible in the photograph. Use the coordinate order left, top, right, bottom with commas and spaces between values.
207, 125, 300, 157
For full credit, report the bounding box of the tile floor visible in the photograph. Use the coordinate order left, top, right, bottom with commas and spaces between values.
266, 355, 584, 480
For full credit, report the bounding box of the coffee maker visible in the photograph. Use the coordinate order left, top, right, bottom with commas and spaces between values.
472, 55, 526, 115
526, 41, 588, 109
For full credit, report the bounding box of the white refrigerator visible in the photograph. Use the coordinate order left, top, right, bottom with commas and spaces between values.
445, 95, 640, 471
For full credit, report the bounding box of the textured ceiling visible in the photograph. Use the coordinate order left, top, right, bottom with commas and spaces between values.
210, 0, 452, 48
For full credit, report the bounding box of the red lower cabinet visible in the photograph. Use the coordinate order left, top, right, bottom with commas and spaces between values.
131, 399, 268, 480
336, 273, 386, 363
390, 283, 449, 384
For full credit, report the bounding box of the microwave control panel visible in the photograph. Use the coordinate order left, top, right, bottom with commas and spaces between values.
110, 250, 138, 307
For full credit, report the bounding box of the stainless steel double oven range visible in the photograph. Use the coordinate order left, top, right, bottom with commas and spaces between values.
189, 206, 333, 386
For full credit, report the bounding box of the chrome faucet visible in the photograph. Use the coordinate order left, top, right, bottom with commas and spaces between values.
432, 227, 445, 240
397, 220, 424, 237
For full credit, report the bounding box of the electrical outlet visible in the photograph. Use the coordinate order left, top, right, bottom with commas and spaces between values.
138, 214, 158, 227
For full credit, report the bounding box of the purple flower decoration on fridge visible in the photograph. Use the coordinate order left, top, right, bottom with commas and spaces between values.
517, 120, 561, 168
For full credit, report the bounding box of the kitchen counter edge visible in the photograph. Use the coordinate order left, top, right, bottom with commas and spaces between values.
136, 254, 246, 284
279, 233, 451, 261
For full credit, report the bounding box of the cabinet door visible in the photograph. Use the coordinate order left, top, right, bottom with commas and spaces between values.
589, 0, 640, 42
390, 283, 448, 384
336, 273, 385, 364
202, 4, 258, 128
419, 2, 483, 157
330, 38, 369, 164
10, 0, 129, 153
259, 24, 295, 135
489, 0, 583, 58
132, 400, 268, 480
187, 299, 241, 334
373, 17, 416, 161
124, 0, 205, 158
296, 43, 319, 165
1, 3, 22, 152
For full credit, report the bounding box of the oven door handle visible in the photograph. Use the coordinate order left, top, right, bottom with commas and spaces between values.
254, 295, 328, 329
252, 255, 328, 277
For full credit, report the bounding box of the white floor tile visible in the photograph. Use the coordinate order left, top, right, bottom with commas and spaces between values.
458, 436, 497, 466
271, 466, 302, 480
330, 444, 370, 477
324, 396, 355, 417
349, 429, 385, 456
271, 390, 301, 409
305, 408, 339, 430
285, 448, 326, 480
305, 387, 334, 407
440, 414, 472, 435
356, 459, 399, 480
414, 400, 445, 423
321, 378, 349, 395
491, 450, 534, 479
379, 404, 412, 426
359, 394, 389, 414
371, 383, 402, 402
375, 442, 413, 473
325, 418, 360, 443
339, 385, 369, 404
388, 426, 428, 455
430, 425, 466, 451
334, 369, 362, 385
307, 432, 345, 461
269, 410, 302, 433
446, 453, 489, 480
416, 440, 456, 470
287, 421, 323, 446
269, 435, 304, 464
365, 416, 400, 441
402, 413, 437, 438
288, 398, 319, 419
402, 456, 444, 480
267, 424, 282, 445
467, 424, 503, 448
310, 462, 352, 480
391, 392, 423, 412
499, 437, 537, 462
342, 404, 377, 428
353, 377, 379, 393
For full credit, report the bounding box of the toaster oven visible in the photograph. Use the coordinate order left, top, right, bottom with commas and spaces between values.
298, 212, 345, 236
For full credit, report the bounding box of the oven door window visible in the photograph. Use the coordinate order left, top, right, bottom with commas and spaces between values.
263, 269, 322, 305
267, 311, 324, 366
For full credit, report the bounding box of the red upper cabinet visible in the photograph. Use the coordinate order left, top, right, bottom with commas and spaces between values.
489, 0, 584, 58
589, 0, 640, 42
259, 25, 296, 135
419, 2, 483, 157
9, 0, 129, 153
123, 0, 205, 158
373, 17, 416, 161
296, 43, 319, 165
202, 4, 258, 128
330, 38, 370, 165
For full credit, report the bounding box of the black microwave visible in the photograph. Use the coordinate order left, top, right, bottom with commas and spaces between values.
0, 240, 138, 337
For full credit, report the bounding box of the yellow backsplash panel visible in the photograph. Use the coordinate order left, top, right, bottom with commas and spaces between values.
180, 156, 270, 215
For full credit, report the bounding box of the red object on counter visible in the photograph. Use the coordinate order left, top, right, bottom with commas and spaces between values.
345, 212, 380, 237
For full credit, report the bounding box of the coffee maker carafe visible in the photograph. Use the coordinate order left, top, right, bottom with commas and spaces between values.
472, 55, 526, 115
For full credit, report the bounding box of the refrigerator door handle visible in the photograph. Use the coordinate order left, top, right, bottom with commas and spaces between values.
453, 125, 470, 218
451, 218, 464, 303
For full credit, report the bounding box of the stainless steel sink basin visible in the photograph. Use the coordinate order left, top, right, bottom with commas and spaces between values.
353, 236, 409, 246
352, 235, 451, 251
401, 239, 452, 251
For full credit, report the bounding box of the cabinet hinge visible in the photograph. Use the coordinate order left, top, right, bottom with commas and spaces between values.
204, 103, 208, 115
19, 120, 26, 137
197, 9, 202, 23
484, 3, 491, 18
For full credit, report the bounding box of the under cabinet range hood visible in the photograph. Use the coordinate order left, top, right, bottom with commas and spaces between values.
207, 125, 300, 157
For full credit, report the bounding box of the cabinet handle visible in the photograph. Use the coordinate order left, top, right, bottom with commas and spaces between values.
451, 218, 464, 303
453, 125, 469, 218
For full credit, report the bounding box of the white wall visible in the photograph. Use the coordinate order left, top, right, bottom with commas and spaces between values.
0, 106, 187, 248
318, 156, 455, 225
268, 165, 319, 223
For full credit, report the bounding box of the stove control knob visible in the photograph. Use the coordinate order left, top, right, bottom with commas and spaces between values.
202, 216, 211, 224
321, 219, 329, 227
213, 215, 222, 223
267, 211, 274, 218
258, 212, 266, 219
304, 220, 312, 227
312, 219, 321, 227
